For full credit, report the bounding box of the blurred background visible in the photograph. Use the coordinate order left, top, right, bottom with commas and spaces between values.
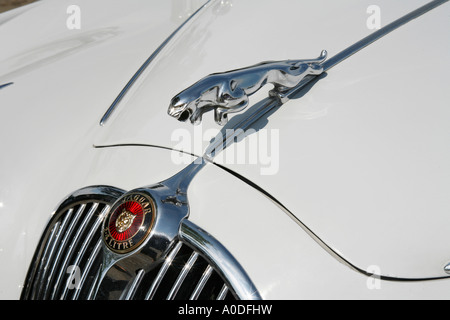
0, 0, 37, 13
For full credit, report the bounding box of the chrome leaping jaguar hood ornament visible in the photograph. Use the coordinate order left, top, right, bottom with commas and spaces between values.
168, 50, 327, 125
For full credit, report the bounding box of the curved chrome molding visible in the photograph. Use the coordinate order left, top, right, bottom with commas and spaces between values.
0, 82, 13, 90
322, 0, 449, 72
179, 220, 262, 300
53, 185, 125, 213
99, 0, 212, 126
168, 51, 327, 125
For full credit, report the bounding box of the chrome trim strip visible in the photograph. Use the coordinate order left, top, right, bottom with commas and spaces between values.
99, 0, 212, 126
269, 0, 449, 102
144, 241, 183, 300
72, 238, 102, 300
122, 269, 146, 300
322, 0, 449, 72
86, 261, 102, 300
179, 220, 261, 300
216, 284, 228, 300
190, 265, 213, 300
167, 251, 199, 300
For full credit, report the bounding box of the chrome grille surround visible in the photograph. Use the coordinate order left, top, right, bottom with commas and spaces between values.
21, 186, 261, 300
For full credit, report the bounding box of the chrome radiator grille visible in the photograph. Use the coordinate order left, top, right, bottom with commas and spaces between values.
21, 186, 123, 300
41, 202, 108, 300
96, 241, 236, 300
22, 186, 257, 300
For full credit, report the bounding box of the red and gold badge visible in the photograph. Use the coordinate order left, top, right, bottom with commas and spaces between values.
103, 192, 156, 254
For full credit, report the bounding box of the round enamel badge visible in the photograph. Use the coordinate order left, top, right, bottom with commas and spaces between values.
103, 192, 156, 254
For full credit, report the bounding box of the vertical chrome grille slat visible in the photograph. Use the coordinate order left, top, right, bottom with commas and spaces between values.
59, 204, 109, 300
50, 202, 99, 299
32, 209, 73, 299
190, 265, 213, 300
167, 251, 199, 300
37, 221, 61, 273
217, 284, 229, 300
180, 220, 261, 300
21, 186, 126, 301
29, 219, 61, 299
33, 222, 61, 298
144, 242, 183, 300
72, 238, 102, 300
86, 262, 102, 301
42, 204, 86, 299
122, 269, 145, 300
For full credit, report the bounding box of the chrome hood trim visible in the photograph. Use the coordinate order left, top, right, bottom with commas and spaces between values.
99, 0, 213, 126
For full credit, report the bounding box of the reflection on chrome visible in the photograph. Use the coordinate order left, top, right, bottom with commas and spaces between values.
168, 51, 327, 125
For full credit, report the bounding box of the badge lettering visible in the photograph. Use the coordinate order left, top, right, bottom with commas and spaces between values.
102, 192, 155, 254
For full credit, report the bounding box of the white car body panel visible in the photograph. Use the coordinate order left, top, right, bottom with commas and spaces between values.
0, 0, 449, 299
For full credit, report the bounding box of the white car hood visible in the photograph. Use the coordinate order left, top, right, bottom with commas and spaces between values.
1, 0, 449, 280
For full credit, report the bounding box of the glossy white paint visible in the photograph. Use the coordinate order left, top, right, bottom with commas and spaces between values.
1, 0, 449, 299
